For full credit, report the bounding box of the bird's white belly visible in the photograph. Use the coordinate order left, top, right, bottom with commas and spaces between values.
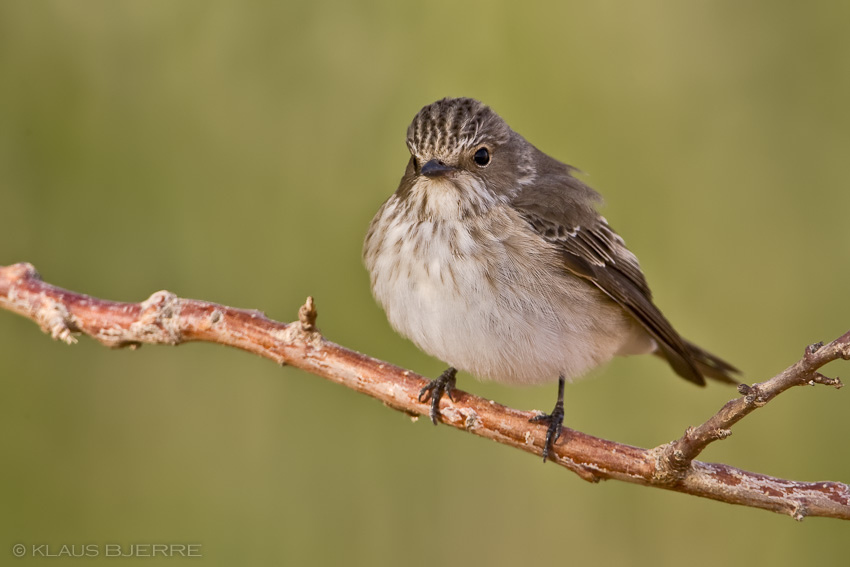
365, 199, 649, 385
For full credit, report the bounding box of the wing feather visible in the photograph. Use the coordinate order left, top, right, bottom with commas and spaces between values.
512, 175, 706, 384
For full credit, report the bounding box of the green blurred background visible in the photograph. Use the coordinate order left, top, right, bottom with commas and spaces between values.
2, 1, 849, 565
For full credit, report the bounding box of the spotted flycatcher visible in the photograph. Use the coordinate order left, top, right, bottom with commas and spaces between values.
363, 97, 738, 461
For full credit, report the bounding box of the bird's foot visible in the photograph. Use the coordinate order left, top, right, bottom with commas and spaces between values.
529, 399, 564, 463
418, 367, 457, 425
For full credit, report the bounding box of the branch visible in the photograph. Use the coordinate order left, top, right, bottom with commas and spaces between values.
1, 262, 848, 520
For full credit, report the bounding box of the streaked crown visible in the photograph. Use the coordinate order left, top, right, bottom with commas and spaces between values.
406, 98, 511, 163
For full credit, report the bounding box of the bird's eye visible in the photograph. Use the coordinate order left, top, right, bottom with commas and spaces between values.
473, 147, 490, 167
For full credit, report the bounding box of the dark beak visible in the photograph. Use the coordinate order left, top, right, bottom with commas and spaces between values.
420, 159, 454, 178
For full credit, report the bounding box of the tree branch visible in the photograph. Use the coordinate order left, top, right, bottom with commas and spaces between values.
1, 262, 848, 520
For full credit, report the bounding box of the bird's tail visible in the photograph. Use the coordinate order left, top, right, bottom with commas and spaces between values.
682, 339, 740, 385
654, 338, 740, 386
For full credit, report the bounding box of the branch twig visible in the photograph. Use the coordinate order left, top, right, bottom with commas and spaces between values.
1, 262, 848, 520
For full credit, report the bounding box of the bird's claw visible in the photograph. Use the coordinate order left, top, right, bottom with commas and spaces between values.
418, 367, 457, 424
529, 401, 565, 462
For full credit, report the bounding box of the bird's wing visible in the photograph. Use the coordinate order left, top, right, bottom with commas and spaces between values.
511, 180, 706, 385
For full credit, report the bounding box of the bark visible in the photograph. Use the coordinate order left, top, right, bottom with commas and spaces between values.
1, 262, 848, 520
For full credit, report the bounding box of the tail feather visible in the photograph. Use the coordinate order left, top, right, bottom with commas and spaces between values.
655, 339, 740, 386
685, 339, 740, 385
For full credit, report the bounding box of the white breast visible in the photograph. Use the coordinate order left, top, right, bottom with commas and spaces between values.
363, 182, 651, 386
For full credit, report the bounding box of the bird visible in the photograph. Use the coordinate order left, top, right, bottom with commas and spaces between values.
363, 97, 739, 461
